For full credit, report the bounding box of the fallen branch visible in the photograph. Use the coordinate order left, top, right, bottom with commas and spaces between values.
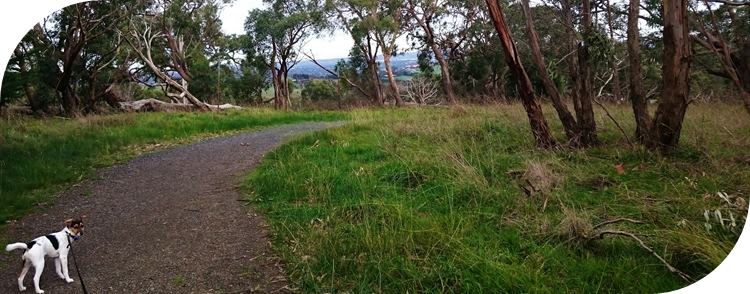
593, 230, 692, 282
592, 218, 644, 231
593, 99, 634, 147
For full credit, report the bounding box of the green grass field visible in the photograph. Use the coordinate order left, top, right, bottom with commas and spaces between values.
0, 109, 346, 223
244, 104, 749, 292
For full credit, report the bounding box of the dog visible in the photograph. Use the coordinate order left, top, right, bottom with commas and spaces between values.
5, 217, 85, 294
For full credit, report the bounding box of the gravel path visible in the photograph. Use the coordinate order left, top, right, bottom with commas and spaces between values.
1, 121, 343, 293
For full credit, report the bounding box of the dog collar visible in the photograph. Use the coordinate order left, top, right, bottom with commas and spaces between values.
67, 232, 81, 241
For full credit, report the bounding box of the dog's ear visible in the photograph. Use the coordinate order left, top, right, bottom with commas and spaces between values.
64, 219, 73, 227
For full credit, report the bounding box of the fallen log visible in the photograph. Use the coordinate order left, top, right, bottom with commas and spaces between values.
119, 99, 242, 112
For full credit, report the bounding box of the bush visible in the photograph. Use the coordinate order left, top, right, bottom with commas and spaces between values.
302, 80, 339, 101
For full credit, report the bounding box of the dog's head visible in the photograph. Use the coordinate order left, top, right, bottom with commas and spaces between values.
64, 216, 85, 237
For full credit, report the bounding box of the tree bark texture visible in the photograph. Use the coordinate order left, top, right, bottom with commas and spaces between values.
521, 0, 578, 140
485, 0, 556, 148
649, 0, 692, 152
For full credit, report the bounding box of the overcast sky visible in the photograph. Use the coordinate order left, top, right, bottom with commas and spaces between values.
220, 0, 355, 60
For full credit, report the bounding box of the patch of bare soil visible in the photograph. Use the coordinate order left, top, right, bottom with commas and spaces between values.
1, 122, 343, 293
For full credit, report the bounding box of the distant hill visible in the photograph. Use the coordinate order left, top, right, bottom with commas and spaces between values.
290, 51, 421, 79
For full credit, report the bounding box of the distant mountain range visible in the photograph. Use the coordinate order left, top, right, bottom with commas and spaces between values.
290, 51, 421, 79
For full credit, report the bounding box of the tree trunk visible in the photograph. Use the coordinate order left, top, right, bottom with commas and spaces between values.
272, 68, 286, 109
433, 47, 458, 105
123, 28, 209, 111
14, 47, 45, 113
368, 60, 384, 106
606, 0, 622, 102
736, 44, 750, 95
58, 56, 82, 117
649, 0, 691, 152
60, 86, 81, 117
485, 0, 556, 148
86, 74, 99, 112
162, 26, 192, 83
23, 84, 42, 113
58, 41, 85, 117
283, 70, 292, 108
577, 0, 599, 146
382, 53, 404, 106
521, 0, 578, 140
562, 0, 584, 144
628, 0, 650, 142
103, 84, 124, 109
734, 44, 750, 113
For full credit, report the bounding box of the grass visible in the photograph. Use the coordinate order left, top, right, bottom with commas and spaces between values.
0, 108, 346, 224
171, 275, 186, 287
244, 103, 750, 293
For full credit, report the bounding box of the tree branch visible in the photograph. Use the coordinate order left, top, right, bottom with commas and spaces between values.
302, 52, 371, 99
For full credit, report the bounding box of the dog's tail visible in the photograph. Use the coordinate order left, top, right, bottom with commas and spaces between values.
5, 243, 28, 252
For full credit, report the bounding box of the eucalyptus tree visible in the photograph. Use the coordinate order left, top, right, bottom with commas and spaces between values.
23, 0, 135, 116
372, 0, 407, 106
691, 2, 750, 114
122, 0, 230, 110
212, 34, 268, 104
519, 0, 578, 140
327, 0, 385, 105
438, 0, 507, 99
649, 0, 692, 152
2, 28, 58, 113
485, 0, 556, 148
246, 0, 326, 109
405, 0, 458, 104
557, 0, 599, 146
328, 0, 409, 106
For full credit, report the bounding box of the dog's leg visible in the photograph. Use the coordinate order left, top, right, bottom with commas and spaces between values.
18, 259, 30, 292
54, 258, 64, 280
31, 258, 44, 294
60, 256, 74, 283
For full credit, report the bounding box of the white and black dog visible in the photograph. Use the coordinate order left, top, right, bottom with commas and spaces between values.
5, 217, 85, 294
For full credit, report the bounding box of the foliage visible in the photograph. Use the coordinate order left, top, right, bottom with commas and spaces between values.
302, 80, 339, 101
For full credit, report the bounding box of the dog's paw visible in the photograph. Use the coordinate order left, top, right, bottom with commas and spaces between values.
65, 278, 74, 283
34, 290, 43, 294
18, 285, 26, 291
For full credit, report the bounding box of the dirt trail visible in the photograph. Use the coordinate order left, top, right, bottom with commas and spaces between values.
1, 121, 343, 293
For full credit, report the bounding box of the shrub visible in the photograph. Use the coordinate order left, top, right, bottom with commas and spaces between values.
302, 80, 339, 101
